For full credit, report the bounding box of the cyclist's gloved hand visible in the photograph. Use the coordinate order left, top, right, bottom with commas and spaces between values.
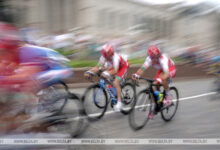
132, 73, 140, 80
84, 71, 94, 80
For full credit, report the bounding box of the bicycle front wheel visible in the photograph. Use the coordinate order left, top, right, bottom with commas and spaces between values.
82, 84, 108, 121
128, 89, 152, 130
121, 82, 136, 115
161, 87, 179, 122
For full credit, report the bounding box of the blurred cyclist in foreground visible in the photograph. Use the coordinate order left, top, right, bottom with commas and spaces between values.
84, 43, 129, 111
0, 22, 73, 132
132, 45, 176, 119
0, 22, 73, 92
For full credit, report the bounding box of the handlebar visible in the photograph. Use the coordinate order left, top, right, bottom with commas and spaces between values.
86, 71, 113, 85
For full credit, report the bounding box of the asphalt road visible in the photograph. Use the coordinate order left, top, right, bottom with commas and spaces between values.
1, 78, 220, 150
71, 78, 220, 150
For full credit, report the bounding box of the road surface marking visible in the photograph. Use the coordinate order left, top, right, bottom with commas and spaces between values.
86, 92, 217, 118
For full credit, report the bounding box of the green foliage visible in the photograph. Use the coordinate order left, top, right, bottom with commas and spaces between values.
69, 60, 98, 68
172, 57, 186, 63
68, 58, 147, 68
55, 49, 75, 56
129, 58, 146, 64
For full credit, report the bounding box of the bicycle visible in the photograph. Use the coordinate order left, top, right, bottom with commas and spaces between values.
35, 92, 86, 137
82, 73, 136, 121
10, 91, 86, 137
36, 81, 71, 112
129, 77, 179, 130
0, 78, 86, 137
32, 81, 87, 137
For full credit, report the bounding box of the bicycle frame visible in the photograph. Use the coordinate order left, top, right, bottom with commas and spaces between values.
139, 78, 166, 112
99, 78, 117, 105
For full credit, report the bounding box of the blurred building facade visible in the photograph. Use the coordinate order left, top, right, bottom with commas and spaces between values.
5, 0, 220, 50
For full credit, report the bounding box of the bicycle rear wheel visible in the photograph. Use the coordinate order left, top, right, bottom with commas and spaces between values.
128, 89, 152, 130
161, 87, 179, 122
82, 84, 108, 121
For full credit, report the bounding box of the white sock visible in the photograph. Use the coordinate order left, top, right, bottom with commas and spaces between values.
151, 103, 155, 111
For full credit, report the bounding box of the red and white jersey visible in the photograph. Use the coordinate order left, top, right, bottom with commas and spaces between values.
98, 53, 128, 71
142, 54, 175, 73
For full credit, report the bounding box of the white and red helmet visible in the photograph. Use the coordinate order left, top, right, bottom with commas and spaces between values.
148, 45, 161, 59
101, 44, 115, 59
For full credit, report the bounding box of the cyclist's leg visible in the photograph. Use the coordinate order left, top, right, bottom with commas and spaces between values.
169, 65, 176, 79
113, 61, 129, 110
155, 69, 163, 85
157, 66, 176, 93
114, 62, 129, 102
162, 66, 176, 106
155, 70, 164, 92
154, 67, 174, 107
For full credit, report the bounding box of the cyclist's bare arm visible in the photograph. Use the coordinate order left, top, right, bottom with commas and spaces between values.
132, 68, 145, 80
137, 68, 145, 76
84, 66, 100, 78
85, 55, 107, 75
132, 57, 152, 80
90, 66, 101, 74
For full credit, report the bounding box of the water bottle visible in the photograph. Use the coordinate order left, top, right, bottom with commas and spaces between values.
158, 93, 164, 103
154, 91, 160, 101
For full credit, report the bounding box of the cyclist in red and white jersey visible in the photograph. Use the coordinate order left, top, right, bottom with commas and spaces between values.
84, 43, 129, 111
132, 45, 176, 118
